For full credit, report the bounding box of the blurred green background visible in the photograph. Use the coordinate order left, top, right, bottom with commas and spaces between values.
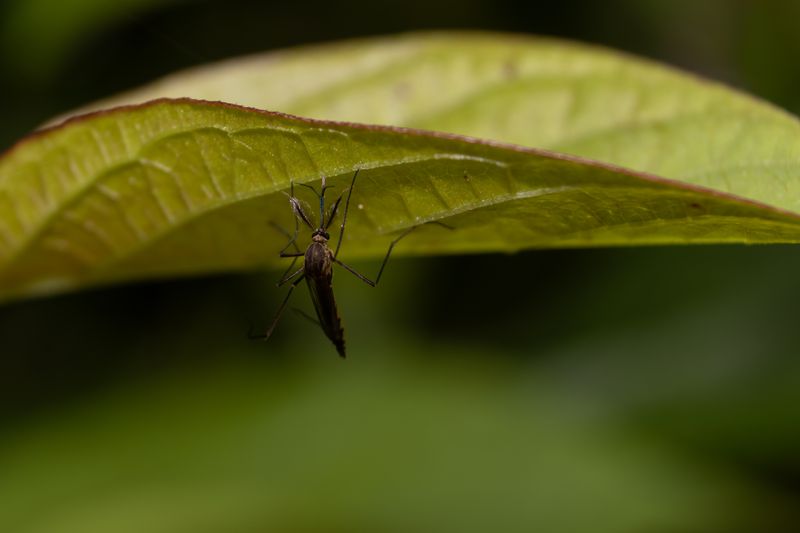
2, 0, 800, 531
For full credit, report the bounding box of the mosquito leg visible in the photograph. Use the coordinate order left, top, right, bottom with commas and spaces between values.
270, 190, 304, 283
269, 219, 303, 286
276, 179, 306, 251
324, 191, 346, 231
292, 307, 320, 327
278, 265, 305, 287
334, 226, 416, 286
333, 168, 360, 259
250, 273, 306, 340
335, 221, 454, 286
275, 257, 297, 286
333, 258, 375, 287
373, 222, 453, 285
270, 220, 301, 256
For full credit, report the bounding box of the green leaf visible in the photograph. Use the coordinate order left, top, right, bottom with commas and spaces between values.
4, 32, 800, 301
73, 32, 800, 215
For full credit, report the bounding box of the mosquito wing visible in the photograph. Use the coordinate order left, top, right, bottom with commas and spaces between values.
306, 272, 346, 358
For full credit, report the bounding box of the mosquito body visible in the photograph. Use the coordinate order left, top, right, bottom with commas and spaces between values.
301, 231, 345, 355
252, 169, 441, 358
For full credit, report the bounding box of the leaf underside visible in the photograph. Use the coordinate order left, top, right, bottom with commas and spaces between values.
3, 32, 800, 301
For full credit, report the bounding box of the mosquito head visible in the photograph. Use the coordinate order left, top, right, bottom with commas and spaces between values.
312, 229, 330, 242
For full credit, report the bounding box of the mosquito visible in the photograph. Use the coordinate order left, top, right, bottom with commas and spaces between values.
251, 168, 448, 358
